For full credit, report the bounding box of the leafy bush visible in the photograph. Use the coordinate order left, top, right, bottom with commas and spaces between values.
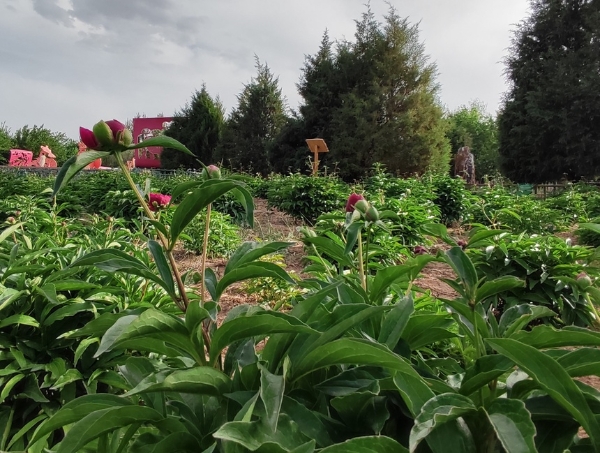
577, 220, 600, 247
242, 253, 302, 308
180, 210, 242, 257
102, 189, 140, 219
469, 186, 566, 233
0, 210, 169, 451
465, 226, 600, 326
265, 173, 348, 223
428, 173, 472, 225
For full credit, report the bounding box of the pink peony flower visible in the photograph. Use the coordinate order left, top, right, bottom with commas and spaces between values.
345, 193, 365, 213
148, 193, 172, 212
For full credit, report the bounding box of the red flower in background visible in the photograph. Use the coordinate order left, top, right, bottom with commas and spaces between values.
345, 193, 365, 212
148, 193, 172, 212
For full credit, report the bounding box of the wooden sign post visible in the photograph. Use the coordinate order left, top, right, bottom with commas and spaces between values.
305, 138, 329, 176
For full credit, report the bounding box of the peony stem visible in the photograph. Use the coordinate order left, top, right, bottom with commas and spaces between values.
201, 204, 212, 306
357, 230, 366, 291
115, 152, 189, 312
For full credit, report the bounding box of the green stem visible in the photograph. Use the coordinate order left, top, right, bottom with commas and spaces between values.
585, 293, 600, 328
115, 153, 213, 362
201, 204, 211, 306
357, 230, 366, 291
115, 152, 188, 312
365, 228, 370, 293
471, 302, 485, 407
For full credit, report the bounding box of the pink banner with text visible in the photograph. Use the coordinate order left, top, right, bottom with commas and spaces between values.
132, 117, 174, 168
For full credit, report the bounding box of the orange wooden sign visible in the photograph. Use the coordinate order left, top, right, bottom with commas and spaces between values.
306, 138, 329, 175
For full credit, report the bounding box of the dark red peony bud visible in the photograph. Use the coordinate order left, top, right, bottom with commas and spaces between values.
345, 193, 365, 213
80, 127, 99, 149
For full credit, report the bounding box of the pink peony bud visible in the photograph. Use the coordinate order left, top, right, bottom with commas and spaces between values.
82, 119, 133, 151
7, 217, 15, 224
148, 193, 172, 212
80, 127, 99, 149
577, 272, 593, 289
346, 193, 365, 212
105, 119, 126, 136
202, 165, 221, 180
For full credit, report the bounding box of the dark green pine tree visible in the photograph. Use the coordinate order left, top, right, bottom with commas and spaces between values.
162, 86, 224, 169
498, 0, 600, 183
271, 31, 339, 174
280, 6, 449, 181
216, 58, 288, 175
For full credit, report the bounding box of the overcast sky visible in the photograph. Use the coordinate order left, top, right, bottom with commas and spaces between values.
0, 0, 531, 139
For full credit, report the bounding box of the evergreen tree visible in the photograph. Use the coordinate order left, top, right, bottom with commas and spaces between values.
217, 58, 288, 175
498, 0, 600, 183
279, 6, 449, 181
447, 102, 500, 179
162, 86, 224, 169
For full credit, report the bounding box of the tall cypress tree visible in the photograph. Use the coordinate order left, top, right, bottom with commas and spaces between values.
276, 6, 449, 181
498, 0, 600, 183
217, 58, 288, 175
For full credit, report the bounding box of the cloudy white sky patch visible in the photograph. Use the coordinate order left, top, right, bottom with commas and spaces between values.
0, 0, 530, 138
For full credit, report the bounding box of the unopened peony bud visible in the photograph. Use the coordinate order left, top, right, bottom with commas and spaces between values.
577, 272, 593, 289
105, 119, 126, 136
365, 205, 379, 222
457, 239, 467, 249
202, 165, 221, 180
345, 193, 365, 212
414, 245, 427, 255
92, 120, 114, 147
354, 199, 369, 214
117, 128, 133, 147
7, 217, 15, 224
80, 127, 100, 149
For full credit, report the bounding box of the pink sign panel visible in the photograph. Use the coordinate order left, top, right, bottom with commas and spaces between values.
132, 117, 174, 168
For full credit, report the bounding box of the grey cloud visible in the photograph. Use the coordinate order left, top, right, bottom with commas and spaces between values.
31, 0, 73, 27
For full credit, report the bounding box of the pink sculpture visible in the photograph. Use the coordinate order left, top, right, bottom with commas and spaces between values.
8, 146, 57, 168
8, 149, 33, 167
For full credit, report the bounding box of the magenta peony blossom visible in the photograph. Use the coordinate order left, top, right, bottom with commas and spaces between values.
148, 193, 172, 212
345, 193, 365, 213
413, 245, 427, 255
